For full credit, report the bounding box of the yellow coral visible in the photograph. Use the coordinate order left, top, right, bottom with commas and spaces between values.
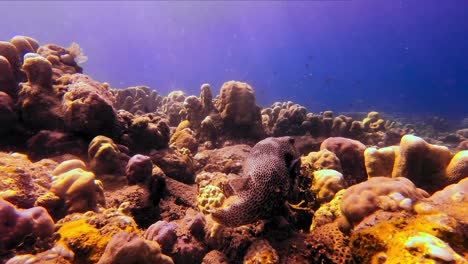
197, 185, 225, 213
56, 211, 139, 264
364, 146, 399, 178
243, 239, 279, 264
350, 213, 467, 264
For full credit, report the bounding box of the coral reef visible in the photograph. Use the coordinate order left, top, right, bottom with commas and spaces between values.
1, 36, 467, 264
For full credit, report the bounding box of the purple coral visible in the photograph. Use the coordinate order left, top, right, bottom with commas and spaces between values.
126, 154, 153, 184
144, 220, 178, 253
0, 199, 54, 250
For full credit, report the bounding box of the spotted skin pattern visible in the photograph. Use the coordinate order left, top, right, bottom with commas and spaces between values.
211, 137, 300, 227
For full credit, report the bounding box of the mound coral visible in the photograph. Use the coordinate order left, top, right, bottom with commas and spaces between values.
0, 199, 54, 250
17, 53, 63, 130
311, 169, 346, 205
112, 86, 162, 114
169, 127, 199, 153
364, 146, 399, 178
88, 135, 128, 175
26, 130, 87, 160
125, 114, 170, 153
445, 150, 468, 185
144, 220, 178, 253
162, 90, 185, 126
338, 177, 429, 233
215, 81, 264, 139
0, 92, 16, 135
150, 148, 195, 184
320, 137, 367, 186
97, 232, 173, 264
125, 154, 153, 184
300, 149, 342, 177
393, 135, 454, 193
61, 74, 121, 138
211, 137, 300, 227
36, 43, 82, 81
45, 167, 105, 216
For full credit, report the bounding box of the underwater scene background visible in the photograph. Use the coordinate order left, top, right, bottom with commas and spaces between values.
0, 1, 467, 264
2, 0, 467, 122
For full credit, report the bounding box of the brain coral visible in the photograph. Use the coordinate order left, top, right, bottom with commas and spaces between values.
215, 81, 264, 138
338, 177, 429, 233
197, 185, 226, 213
211, 136, 300, 226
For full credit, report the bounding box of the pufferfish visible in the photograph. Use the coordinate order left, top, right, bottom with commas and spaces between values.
211, 136, 300, 227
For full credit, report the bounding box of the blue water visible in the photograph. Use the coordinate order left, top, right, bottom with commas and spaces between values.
1, 0, 467, 121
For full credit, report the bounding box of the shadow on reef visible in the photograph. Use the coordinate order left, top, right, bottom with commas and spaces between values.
0, 36, 467, 264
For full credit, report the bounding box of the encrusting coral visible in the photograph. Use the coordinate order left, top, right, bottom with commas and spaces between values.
337, 177, 429, 233
211, 136, 300, 227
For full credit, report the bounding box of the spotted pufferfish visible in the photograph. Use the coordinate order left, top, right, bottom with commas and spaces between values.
211, 136, 300, 227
